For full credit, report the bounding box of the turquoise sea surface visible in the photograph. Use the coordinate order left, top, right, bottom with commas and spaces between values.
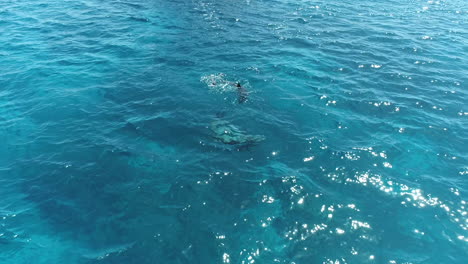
1, 0, 467, 263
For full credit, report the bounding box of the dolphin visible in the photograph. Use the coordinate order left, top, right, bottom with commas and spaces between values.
235, 82, 248, 104
210, 120, 265, 145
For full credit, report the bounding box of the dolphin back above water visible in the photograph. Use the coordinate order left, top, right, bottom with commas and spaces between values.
210, 120, 265, 145
201, 74, 250, 104
236, 82, 248, 104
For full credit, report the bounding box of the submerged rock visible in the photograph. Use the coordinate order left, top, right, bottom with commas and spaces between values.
210, 120, 265, 145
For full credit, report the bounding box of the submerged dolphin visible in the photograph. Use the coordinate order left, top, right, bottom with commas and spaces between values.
210, 120, 265, 145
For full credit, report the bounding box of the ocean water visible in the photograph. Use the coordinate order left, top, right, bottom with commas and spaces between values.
1, 0, 467, 263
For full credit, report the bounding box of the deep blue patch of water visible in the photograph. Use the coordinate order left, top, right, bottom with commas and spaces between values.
1, 0, 467, 263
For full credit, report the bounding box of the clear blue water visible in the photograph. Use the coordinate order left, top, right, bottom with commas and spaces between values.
1, 0, 467, 263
